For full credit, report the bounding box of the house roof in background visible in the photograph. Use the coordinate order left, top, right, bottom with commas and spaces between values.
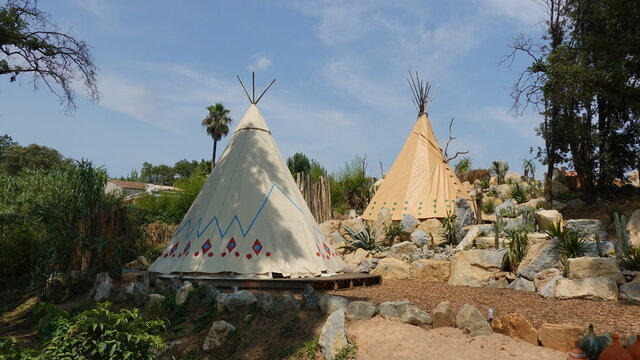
108, 179, 146, 190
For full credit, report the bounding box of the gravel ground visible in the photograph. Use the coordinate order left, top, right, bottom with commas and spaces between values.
329, 280, 640, 337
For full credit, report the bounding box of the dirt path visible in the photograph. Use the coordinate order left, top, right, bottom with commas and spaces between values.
349, 317, 565, 360
330, 280, 639, 336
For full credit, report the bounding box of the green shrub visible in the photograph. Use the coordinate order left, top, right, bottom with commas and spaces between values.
491, 161, 509, 185
285, 336, 319, 360
0, 337, 36, 360
545, 222, 588, 258
481, 198, 496, 215
330, 155, 373, 214
441, 211, 457, 245
340, 225, 378, 253
505, 229, 529, 270
454, 157, 472, 175
487, 188, 500, 198
383, 222, 409, 245
39, 302, 164, 360
478, 176, 491, 189
508, 184, 529, 204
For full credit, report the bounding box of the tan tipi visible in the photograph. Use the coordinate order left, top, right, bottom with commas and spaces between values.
362, 75, 468, 221
149, 80, 348, 278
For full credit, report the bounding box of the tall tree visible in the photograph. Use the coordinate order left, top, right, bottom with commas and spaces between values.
287, 152, 311, 176
0, 0, 99, 111
201, 103, 232, 170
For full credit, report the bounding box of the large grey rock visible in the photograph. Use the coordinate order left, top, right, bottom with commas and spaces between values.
144, 293, 165, 310
455, 197, 475, 240
517, 238, 561, 280
222, 290, 257, 312
400, 306, 432, 328
168, 278, 181, 294
534, 268, 563, 298
269, 292, 300, 315
585, 240, 616, 257
567, 257, 625, 284
619, 279, 640, 303
133, 277, 150, 307
390, 241, 418, 258
301, 284, 320, 311
455, 303, 493, 336
417, 218, 446, 247
346, 301, 377, 320
432, 301, 455, 328
410, 229, 430, 248
319, 294, 349, 314
455, 226, 480, 250
154, 278, 166, 292
377, 300, 431, 328
319, 309, 348, 360
319, 220, 342, 242
357, 260, 377, 273
93, 272, 113, 302
175, 281, 193, 305
448, 249, 507, 287
215, 293, 229, 312
377, 300, 413, 319
113, 282, 135, 303
343, 248, 372, 271
202, 320, 236, 351
495, 199, 517, 217
555, 276, 618, 301
256, 292, 273, 312
565, 219, 607, 241
401, 214, 420, 233
509, 277, 535, 292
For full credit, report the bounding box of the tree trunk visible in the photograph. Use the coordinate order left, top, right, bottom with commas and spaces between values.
212, 140, 217, 170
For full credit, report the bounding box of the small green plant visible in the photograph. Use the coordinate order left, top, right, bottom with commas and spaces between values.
478, 176, 491, 189
285, 336, 320, 360
0, 337, 36, 360
39, 302, 164, 360
499, 206, 517, 218
340, 225, 379, 253
481, 198, 496, 215
383, 222, 409, 245
559, 230, 589, 258
334, 342, 358, 360
487, 188, 500, 198
508, 184, 529, 204
441, 210, 458, 245
619, 246, 640, 271
520, 209, 537, 232
545, 222, 566, 239
505, 228, 529, 270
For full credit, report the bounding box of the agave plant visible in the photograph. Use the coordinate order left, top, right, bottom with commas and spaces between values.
619, 246, 640, 271
545, 222, 566, 239
478, 176, 491, 189
481, 198, 496, 215
441, 210, 458, 245
559, 230, 589, 258
508, 183, 529, 204
491, 160, 509, 185
339, 225, 378, 254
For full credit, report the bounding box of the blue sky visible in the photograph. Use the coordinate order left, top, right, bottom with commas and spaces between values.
1, 0, 547, 179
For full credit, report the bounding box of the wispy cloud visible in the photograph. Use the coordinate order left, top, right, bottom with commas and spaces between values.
248, 55, 272, 72
67, 0, 113, 17
480, 0, 545, 25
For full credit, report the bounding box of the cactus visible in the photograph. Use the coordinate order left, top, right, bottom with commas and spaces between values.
493, 216, 504, 249
594, 233, 603, 257
614, 212, 629, 256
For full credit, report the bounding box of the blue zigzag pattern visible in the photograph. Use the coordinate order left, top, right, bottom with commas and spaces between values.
171, 183, 325, 244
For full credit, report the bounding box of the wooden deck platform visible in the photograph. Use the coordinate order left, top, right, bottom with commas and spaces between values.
152, 272, 382, 291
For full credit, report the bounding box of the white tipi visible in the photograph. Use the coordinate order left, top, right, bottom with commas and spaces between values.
149, 80, 348, 278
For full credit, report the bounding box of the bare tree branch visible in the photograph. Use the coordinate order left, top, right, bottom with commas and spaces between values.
443, 117, 469, 161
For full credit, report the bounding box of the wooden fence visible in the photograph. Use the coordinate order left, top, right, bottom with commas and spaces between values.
295, 172, 332, 223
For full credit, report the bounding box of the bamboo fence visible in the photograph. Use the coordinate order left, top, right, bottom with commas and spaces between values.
295, 172, 332, 223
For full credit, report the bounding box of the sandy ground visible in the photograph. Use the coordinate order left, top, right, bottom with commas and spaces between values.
349, 317, 565, 360
330, 280, 640, 336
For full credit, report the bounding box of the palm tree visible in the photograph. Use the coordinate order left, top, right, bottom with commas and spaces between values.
522, 158, 536, 180
201, 103, 233, 170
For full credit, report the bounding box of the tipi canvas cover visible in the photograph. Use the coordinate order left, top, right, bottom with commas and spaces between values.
149, 104, 348, 278
362, 112, 467, 221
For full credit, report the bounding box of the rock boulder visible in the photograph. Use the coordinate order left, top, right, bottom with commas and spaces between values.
319, 310, 348, 360
567, 257, 625, 284
554, 276, 618, 301
492, 313, 537, 345
370, 258, 411, 280
537, 323, 584, 353
517, 238, 561, 280
455, 303, 493, 337
409, 259, 450, 282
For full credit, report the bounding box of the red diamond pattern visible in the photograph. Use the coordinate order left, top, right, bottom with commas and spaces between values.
226, 237, 237, 253
252, 239, 263, 256
201, 239, 212, 254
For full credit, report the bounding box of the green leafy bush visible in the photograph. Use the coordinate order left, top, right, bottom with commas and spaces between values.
454, 157, 472, 175
383, 222, 409, 245
487, 188, 500, 198
340, 225, 378, 253
478, 176, 491, 189
508, 184, 529, 204
39, 302, 164, 360
481, 198, 496, 215
505, 229, 529, 270
330, 155, 373, 215
545, 222, 588, 258
0, 337, 36, 360
491, 161, 509, 185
